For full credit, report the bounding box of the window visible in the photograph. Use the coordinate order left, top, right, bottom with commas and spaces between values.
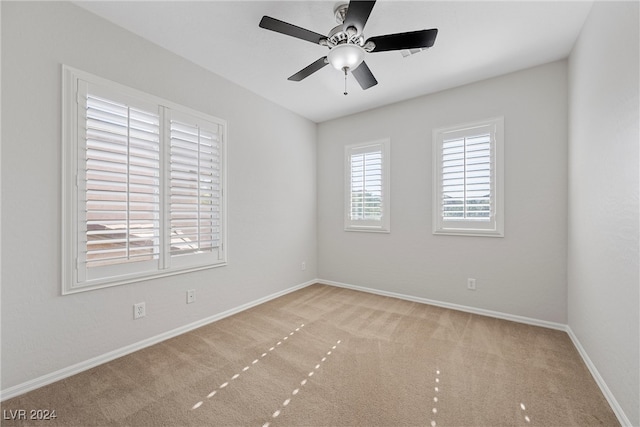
344, 139, 390, 232
432, 117, 504, 237
62, 66, 226, 294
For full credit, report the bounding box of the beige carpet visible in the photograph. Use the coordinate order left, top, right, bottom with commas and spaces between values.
1, 284, 619, 426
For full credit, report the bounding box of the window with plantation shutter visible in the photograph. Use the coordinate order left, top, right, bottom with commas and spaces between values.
433, 117, 504, 237
62, 66, 227, 294
344, 139, 390, 232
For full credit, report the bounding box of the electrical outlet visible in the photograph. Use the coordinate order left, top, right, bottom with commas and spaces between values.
301, 261, 306, 271
134, 302, 146, 319
187, 289, 195, 304
467, 278, 477, 291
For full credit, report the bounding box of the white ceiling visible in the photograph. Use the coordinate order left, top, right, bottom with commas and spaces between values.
74, 0, 593, 123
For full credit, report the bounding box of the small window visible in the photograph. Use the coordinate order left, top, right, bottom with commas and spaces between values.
432, 117, 504, 237
62, 66, 227, 293
345, 139, 390, 232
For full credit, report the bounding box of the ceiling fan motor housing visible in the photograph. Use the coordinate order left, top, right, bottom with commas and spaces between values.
325, 25, 365, 48
325, 3, 375, 51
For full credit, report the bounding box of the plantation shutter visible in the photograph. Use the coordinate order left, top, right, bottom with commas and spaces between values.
169, 112, 223, 262
433, 117, 503, 237
344, 140, 390, 232
82, 88, 161, 273
441, 127, 492, 221
350, 148, 383, 221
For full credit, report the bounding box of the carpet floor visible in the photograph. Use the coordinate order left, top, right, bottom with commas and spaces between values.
1, 284, 619, 426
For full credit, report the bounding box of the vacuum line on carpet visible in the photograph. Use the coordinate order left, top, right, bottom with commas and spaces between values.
190, 323, 306, 411
261, 339, 342, 427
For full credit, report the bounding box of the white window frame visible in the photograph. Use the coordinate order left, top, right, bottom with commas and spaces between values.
344, 139, 391, 233
62, 65, 227, 294
432, 117, 504, 237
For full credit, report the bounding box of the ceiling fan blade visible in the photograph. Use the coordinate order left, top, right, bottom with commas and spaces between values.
288, 57, 329, 81
351, 61, 378, 90
343, 0, 376, 35
367, 28, 438, 52
259, 16, 326, 45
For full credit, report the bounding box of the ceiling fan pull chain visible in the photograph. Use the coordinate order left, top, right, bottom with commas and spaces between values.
343, 67, 348, 95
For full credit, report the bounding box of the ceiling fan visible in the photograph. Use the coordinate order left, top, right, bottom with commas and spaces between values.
259, 0, 438, 95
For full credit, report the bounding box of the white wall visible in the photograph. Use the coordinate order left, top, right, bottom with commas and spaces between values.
1, 2, 317, 392
318, 61, 569, 324
568, 2, 640, 425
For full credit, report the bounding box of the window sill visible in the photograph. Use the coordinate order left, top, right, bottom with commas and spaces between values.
344, 227, 390, 233
433, 229, 504, 238
62, 262, 227, 295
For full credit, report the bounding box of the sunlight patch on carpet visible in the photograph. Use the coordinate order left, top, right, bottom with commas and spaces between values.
261, 339, 342, 427
520, 402, 531, 423
190, 323, 306, 411
430, 368, 441, 427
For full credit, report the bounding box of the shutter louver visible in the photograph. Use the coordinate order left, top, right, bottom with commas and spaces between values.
441, 132, 492, 221
350, 149, 383, 221
85, 94, 161, 268
170, 120, 222, 257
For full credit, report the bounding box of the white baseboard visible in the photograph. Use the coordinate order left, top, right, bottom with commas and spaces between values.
317, 278, 566, 330
0, 279, 316, 401
566, 327, 632, 427
318, 278, 632, 426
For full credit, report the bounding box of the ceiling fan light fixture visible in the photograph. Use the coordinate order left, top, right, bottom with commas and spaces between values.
327, 43, 365, 71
